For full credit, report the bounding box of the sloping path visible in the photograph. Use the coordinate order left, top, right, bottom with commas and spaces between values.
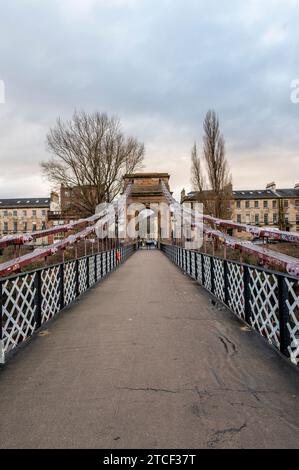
0, 250, 298, 449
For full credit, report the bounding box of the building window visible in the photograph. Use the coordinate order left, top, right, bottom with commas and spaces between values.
273, 213, 278, 224
23, 222, 28, 232
245, 201, 250, 209
296, 214, 299, 223
42, 210, 46, 216
32, 222, 37, 231
23, 210, 27, 216
284, 200, 289, 208
263, 201, 268, 209
4, 210, 8, 217
32, 210, 37, 217
13, 221, 17, 232
13, 210, 17, 217
246, 214, 250, 224
42, 221, 46, 230
255, 214, 259, 225
3, 222, 8, 232
264, 214, 269, 225
295, 200, 299, 207
254, 201, 259, 208
237, 214, 242, 223
272, 200, 277, 209
236, 201, 241, 209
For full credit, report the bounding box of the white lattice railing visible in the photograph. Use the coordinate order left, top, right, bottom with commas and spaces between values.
249, 268, 280, 349
1, 272, 37, 356
41, 266, 61, 324
285, 278, 299, 365
160, 244, 299, 366
0, 245, 136, 364
227, 262, 245, 319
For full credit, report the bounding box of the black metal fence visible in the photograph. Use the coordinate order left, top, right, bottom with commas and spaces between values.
160, 244, 299, 366
0, 244, 136, 364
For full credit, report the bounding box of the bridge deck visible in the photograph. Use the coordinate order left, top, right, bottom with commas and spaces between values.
0, 250, 298, 449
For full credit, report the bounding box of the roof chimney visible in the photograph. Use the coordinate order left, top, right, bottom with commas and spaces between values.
266, 181, 276, 191
181, 188, 186, 203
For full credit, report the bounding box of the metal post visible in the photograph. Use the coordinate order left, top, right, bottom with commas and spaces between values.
223, 259, 229, 306
0, 281, 4, 364
194, 252, 198, 281
86, 256, 90, 290
95, 254, 98, 283
59, 263, 64, 309
201, 253, 205, 287
278, 275, 291, 357
34, 270, 42, 329
244, 265, 251, 324
210, 256, 215, 294
75, 258, 79, 297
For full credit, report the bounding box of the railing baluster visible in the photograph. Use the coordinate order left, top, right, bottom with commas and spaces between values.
224, 259, 229, 306
95, 254, 98, 283
60, 263, 64, 309
34, 271, 42, 329
75, 259, 80, 297
210, 256, 215, 294
101, 252, 104, 278
244, 265, 252, 325
0, 281, 4, 364
201, 253, 205, 287
86, 257, 90, 290
278, 275, 291, 357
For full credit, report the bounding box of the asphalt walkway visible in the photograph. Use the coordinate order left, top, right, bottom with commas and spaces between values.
0, 250, 298, 448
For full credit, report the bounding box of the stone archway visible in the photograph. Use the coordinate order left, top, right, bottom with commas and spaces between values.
123, 173, 172, 243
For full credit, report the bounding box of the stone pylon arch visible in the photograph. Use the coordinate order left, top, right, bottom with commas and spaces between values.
123, 173, 172, 242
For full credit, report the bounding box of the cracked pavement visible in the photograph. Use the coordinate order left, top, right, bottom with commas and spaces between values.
0, 250, 299, 448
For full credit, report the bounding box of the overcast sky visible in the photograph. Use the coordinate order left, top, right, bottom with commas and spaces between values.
0, 0, 298, 199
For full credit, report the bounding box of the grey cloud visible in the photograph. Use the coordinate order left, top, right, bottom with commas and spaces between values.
0, 0, 298, 199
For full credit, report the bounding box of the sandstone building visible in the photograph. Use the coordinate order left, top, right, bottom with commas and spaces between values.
0, 193, 59, 244
181, 182, 299, 235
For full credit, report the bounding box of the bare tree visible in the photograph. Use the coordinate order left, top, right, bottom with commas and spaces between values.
191, 142, 205, 192
41, 110, 145, 215
191, 110, 232, 219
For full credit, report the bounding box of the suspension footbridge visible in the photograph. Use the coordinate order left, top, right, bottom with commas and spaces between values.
0, 175, 298, 448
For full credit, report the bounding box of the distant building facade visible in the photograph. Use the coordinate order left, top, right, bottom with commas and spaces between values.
181, 182, 299, 235
47, 185, 96, 241
0, 192, 59, 244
